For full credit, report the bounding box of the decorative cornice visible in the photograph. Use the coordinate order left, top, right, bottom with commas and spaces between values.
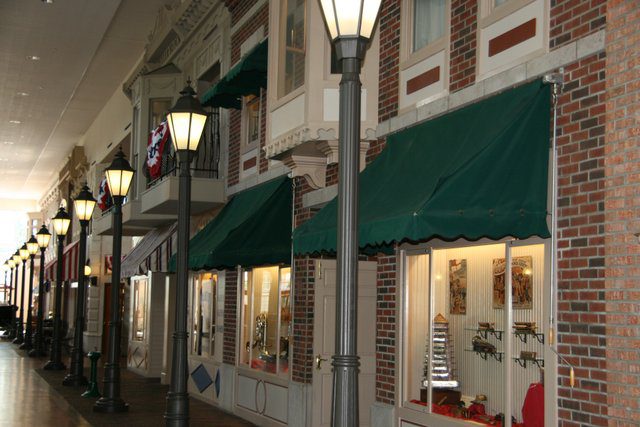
280, 154, 327, 190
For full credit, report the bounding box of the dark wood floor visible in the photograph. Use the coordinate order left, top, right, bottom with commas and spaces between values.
0, 340, 255, 426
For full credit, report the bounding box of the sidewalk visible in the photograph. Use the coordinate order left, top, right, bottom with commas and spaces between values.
34, 355, 255, 427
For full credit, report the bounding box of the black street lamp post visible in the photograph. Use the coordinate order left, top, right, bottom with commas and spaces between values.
64, 184, 96, 386
94, 148, 134, 413
6, 260, 16, 339
14, 248, 27, 345
44, 207, 71, 370
318, 1, 382, 425
164, 82, 208, 426
21, 237, 39, 351
12, 250, 24, 344
30, 225, 51, 357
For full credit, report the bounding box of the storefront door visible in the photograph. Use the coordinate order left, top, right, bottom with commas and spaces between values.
312, 260, 377, 427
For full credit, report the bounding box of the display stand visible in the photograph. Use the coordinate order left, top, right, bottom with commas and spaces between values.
421, 314, 460, 404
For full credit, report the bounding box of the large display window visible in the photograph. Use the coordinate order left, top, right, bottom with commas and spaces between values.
239, 266, 291, 375
132, 277, 148, 341
191, 272, 217, 357
400, 240, 553, 426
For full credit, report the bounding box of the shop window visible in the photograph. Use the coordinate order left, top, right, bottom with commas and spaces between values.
402, 242, 548, 425
279, 0, 306, 97
191, 272, 217, 357
242, 95, 261, 153
132, 277, 148, 342
240, 266, 291, 375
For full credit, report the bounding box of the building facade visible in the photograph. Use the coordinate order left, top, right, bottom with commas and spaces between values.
37, 0, 639, 426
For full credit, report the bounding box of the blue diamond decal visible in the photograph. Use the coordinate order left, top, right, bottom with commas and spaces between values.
190, 363, 213, 393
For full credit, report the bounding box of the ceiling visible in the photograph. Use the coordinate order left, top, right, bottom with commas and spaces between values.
0, 0, 173, 206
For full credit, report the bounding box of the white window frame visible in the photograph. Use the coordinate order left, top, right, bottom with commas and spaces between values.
238, 265, 291, 378
190, 271, 217, 358
396, 237, 557, 427
400, 0, 450, 70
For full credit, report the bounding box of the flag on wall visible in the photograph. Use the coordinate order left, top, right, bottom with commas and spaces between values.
147, 120, 171, 179
97, 177, 112, 211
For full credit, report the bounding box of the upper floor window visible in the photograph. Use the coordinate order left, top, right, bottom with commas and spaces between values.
243, 95, 261, 152
494, 0, 509, 6
280, 0, 306, 97
413, 0, 446, 52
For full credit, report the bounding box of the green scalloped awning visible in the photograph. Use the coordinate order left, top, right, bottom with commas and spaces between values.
170, 175, 292, 271
200, 39, 268, 109
293, 81, 551, 255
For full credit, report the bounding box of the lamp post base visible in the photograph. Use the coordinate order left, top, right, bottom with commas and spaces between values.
165, 391, 190, 426
63, 373, 88, 387
93, 397, 129, 413
18, 341, 32, 351
12, 336, 23, 345
43, 360, 66, 370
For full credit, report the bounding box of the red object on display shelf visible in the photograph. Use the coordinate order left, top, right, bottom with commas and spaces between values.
522, 383, 544, 427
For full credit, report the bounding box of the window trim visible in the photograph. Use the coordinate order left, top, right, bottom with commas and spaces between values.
400, 0, 450, 71
277, 0, 307, 99
241, 94, 262, 155
238, 265, 291, 378
190, 271, 217, 358
478, 0, 537, 28
396, 236, 557, 425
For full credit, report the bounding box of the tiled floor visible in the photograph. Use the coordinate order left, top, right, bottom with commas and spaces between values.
0, 340, 254, 426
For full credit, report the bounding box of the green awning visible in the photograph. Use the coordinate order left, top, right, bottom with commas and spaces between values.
201, 40, 268, 109
170, 175, 292, 271
293, 81, 551, 255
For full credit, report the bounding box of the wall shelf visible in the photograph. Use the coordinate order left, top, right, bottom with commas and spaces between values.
465, 327, 503, 341
465, 348, 503, 362
513, 329, 544, 344
513, 357, 544, 369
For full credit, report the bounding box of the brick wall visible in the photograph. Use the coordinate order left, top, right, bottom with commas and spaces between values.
604, 1, 640, 425
550, 0, 606, 49
223, 268, 238, 365
378, 0, 401, 123
292, 256, 315, 383
555, 53, 608, 426
449, 0, 478, 92
376, 254, 397, 405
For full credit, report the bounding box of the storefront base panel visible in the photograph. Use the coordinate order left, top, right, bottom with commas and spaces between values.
187, 356, 221, 406
397, 407, 475, 427
288, 381, 312, 427
371, 402, 395, 427
234, 369, 288, 426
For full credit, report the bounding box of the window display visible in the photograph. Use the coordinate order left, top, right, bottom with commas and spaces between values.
240, 266, 291, 375
132, 277, 148, 342
402, 242, 547, 425
191, 272, 216, 357
280, 0, 305, 96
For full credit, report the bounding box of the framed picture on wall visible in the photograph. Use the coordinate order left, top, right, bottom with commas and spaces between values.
492, 256, 533, 309
449, 259, 467, 314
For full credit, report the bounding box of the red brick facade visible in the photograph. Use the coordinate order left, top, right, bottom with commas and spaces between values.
223, 268, 239, 365
378, 0, 401, 123
449, 0, 477, 92
555, 53, 608, 427
604, 1, 640, 425
376, 254, 397, 405
550, 0, 606, 49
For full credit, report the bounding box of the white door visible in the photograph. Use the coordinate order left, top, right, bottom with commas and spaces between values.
312, 259, 377, 427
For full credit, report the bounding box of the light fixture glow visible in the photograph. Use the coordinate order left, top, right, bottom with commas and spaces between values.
166, 83, 207, 154
36, 225, 51, 249
9, 120, 21, 124
27, 236, 39, 256
74, 185, 97, 222
19, 244, 29, 261
51, 207, 71, 237
105, 148, 135, 198
319, 0, 382, 40
27, 55, 40, 61
17, 92, 29, 97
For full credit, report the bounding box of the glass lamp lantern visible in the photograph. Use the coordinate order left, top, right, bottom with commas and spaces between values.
8, 259, 15, 269
19, 244, 29, 261
166, 83, 208, 155
12, 251, 21, 265
36, 225, 52, 249
27, 236, 39, 256
52, 207, 71, 237
105, 148, 135, 199
74, 185, 97, 222
319, 0, 382, 41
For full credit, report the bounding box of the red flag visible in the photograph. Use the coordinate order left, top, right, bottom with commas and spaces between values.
147, 120, 170, 179
97, 177, 112, 211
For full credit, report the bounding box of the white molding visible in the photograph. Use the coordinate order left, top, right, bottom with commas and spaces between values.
376, 29, 605, 138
